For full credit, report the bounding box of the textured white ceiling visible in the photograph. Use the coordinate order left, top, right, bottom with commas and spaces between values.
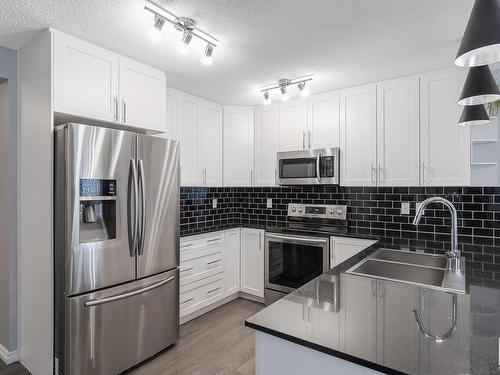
0, 0, 473, 105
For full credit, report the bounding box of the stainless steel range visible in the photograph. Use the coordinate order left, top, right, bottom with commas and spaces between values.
264, 203, 348, 304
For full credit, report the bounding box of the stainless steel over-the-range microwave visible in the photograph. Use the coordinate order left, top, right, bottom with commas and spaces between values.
276, 148, 340, 185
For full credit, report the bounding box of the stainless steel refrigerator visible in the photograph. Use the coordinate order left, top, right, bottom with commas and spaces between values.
54, 123, 180, 375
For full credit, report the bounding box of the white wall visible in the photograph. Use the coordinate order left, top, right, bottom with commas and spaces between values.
0, 45, 18, 363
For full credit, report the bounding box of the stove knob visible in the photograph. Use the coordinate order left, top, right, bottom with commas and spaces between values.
291, 206, 296, 212
329, 208, 335, 214
298, 207, 303, 213
336, 208, 343, 215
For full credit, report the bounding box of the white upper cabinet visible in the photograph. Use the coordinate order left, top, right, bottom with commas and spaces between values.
223, 106, 255, 186
255, 104, 280, 186
118, 57, 166, 132
54, 31, 167, 133
377, 76, 420, 186
340, 84, 377, 186
307, 91, 340, 149
420, 68, 470, 186
200, 100, 223, 186
170, 89, 203, 186
54, 31, 119, 123
279, 98, 308, 151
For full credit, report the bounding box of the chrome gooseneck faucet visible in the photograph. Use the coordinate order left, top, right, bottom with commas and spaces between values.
413, 197, 461, 271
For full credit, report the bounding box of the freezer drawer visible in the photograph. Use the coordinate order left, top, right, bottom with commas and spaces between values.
64, 269, 179, 375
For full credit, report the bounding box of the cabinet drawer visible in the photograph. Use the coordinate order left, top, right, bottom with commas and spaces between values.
180, 275, 224, 317
180, 247, 224, 286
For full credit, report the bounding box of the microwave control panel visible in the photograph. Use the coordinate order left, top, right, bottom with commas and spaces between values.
288, 203, 347, 220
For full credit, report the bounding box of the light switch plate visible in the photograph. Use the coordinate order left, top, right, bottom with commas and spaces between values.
401, 202, 410, 215
266, 198, 272, 209
212, 198, 217, 208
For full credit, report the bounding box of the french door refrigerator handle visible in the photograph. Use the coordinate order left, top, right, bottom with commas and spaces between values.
137, 159, 146, 255
84, 275, 175, 307
128, 160, 139, 257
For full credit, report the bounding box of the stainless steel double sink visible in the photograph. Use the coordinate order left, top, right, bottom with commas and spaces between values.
346, 249, 466, 294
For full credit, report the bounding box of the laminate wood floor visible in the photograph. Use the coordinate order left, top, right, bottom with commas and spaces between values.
0, 360, 30, 375
129, 298, 264, 375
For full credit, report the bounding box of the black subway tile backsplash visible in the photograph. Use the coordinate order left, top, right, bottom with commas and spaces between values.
180, 185, 500, 284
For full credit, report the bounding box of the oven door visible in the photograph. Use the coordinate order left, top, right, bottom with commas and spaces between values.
265, 232, 329, 294
276, 148, 339, 185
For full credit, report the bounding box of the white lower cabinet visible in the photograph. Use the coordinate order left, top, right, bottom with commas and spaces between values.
224, 228, 241, 296
330, 236, 377, 268
240, 228, 265, 298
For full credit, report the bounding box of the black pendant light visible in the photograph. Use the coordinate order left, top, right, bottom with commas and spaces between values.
458, 65, 500, 105
458, 105, 490, 126
455, 0, 500, 67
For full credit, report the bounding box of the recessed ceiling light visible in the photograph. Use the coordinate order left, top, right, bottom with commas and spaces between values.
201, 44, 214, 66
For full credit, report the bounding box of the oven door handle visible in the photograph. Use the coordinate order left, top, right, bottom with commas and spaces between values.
316, 154, 321, 183
265, 233, 328, 244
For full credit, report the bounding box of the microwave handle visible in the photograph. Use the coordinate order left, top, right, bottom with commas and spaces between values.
316, 154, 321, 183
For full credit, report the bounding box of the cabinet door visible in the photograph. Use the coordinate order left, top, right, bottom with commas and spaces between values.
307, 91, 340, 149
223, 106, 255, 186
118, 57, 166, 132
377, 76, 420, 186
420, 68, 470, 186
279, 98, 308, 151
54, 32, 119, 123
200, 100, 223, 186
376, 281, 420, 374
330, 237, 377, 268
240, 228, 264, 298
340, 274, 377, 361
172, 90, 202, 186
224, 229, 241, 296
255, 104, 280, 186
340, 84, 377, 186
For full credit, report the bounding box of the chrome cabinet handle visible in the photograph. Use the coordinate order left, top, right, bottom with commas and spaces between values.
85, 275, 175, 307
207, 259, 221, 265
121, 98, 127, 123
259, 232, 262, 250
274, 169, 277, 185
180, 298, 194, 304
206, 238, 222, 243
127, 160, 139, 257
371, 280, 377, 297
378, 164, 384, 185
302, 131, 306, 149
250, 169, 253, 185
371, 164, 376, 185
422, 162, 428, 185
203, 168, 207, 185
113, 95, 118, 121
137, 160, 146, 255
207, 287, 221, 294
316, 154, 321, 183
180, 267, 194, 273
308, 130, 312, 148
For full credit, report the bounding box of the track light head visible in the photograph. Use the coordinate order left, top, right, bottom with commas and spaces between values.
263, 91, 272, 105
279, 82, 290, 102
298, 82, 310, 98
177, 29, 193, 54
149, 15, 165, 42
201, 44, 214, 66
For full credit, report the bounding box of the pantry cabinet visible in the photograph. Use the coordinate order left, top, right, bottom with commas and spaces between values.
223, 106, 255, 186
255, 104, 280, 186
339, 84, 377, 186
240, 228, 264, 298
420, 68, 470, 186
53, 31, 167, 133
377, 76, 420, 186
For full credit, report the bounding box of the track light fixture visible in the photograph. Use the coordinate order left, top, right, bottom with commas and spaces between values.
263, 91, 272, 105
201, 44, 214, 66
259, 75, 314, 104
144, 0, 219, 65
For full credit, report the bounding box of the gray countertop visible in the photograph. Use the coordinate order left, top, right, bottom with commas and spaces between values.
246, 242, 500, 375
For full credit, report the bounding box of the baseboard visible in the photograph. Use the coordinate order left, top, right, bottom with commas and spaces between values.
239, 291, 265, 304
180, 293, 240, 325
0, 343, 19, 365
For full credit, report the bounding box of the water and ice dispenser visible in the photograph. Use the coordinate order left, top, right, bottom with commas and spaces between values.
79, 179, 117, 243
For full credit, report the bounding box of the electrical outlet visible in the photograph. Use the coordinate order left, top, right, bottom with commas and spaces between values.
212, 198, 217, 208
266, 198, 272, 209
401, 202, 410, 215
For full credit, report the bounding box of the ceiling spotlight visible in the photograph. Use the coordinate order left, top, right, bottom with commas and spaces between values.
458, 104, 490, 126
148, 15, 165, 42
177, 29, 192, 55
297, 82, 310, 98
201, 44, 214, 66
263, 91, 272, 105
458, 65, 500, 106
455, 0, 500, 67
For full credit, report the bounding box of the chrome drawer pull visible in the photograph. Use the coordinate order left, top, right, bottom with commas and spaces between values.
207, 287, 221, 294
207, 238, 222, 243
181, 243, 194, 248
84, 276, 175, 307
180, 267, 194, 273
207, 259, 221, 265
180, 298, 194, 304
